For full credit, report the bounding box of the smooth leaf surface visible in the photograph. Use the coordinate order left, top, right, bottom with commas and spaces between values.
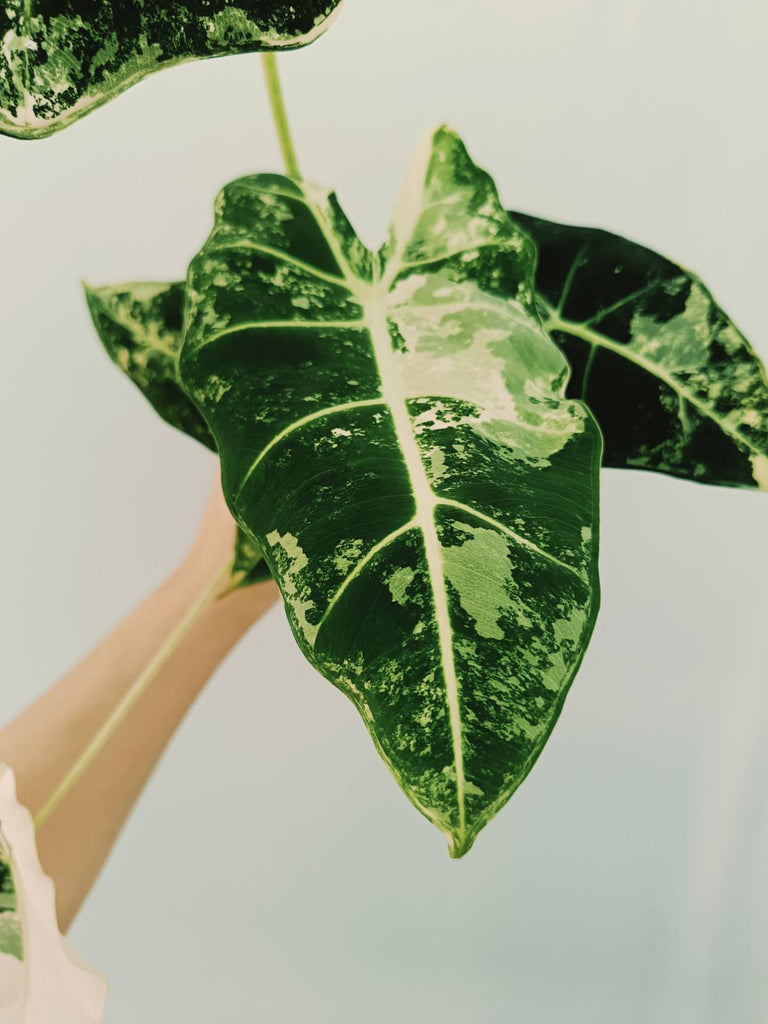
85, 280, 270, 587
512, 212, 768, 489
0, 765, 108, 1022
0, 0, 344, 139
179, 128, 601, 855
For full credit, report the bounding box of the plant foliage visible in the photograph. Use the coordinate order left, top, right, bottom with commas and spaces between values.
86, 142, 768, 856
0, 0, 344, 139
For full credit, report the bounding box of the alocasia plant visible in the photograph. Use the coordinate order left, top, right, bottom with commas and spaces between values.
6, 0, 764, 867
0, 0, 344, 138
87, 129, 603, 856
4, 2, 765, 1015
85, 134, 768, 855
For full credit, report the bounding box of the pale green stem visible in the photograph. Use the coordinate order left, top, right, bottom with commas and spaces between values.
33, 559, 233, 831
261, 53, 301, 178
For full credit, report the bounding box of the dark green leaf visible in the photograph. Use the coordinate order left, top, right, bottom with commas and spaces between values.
85, 279, 270, 588
1, 1, 344, 139
512, 211, 768, 490
179, 128, 601, 855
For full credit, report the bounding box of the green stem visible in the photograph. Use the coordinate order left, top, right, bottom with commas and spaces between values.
261, 53, 301, 178
33, 559, 233, 831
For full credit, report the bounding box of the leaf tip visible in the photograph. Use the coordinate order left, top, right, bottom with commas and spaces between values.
445, 827, 477, 860
749, 454, 768, 490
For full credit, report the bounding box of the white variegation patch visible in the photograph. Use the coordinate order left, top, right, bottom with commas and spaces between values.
0, 765, 108, 1022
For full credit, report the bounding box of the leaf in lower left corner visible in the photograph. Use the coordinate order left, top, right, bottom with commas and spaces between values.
0, 764, 108, 1021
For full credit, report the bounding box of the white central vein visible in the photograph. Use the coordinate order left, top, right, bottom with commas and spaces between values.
363, 280, 468, 837
260, 181, 473, 838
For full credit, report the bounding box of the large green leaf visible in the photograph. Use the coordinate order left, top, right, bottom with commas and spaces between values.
512, 212, 768, 490
178, 127, 602, 855
85, 279, 270, 588
1, 0, 344, 139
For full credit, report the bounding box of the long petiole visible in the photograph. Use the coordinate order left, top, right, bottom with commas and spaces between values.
33, 558, 233, 830
261, 53, 301, 178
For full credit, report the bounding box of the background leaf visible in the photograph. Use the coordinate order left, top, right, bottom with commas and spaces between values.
1, 0, 345, 139
179, 128, 601, 856
86, 280, 270, 588
86, 282, 213, 449
512, 211, 768, 489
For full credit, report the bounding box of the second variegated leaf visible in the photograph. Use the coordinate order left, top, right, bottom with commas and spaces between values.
512, 212, 768, 489
85, 280, 270, 588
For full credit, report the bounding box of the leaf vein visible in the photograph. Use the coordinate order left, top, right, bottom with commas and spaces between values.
437, 498, 586, 583
236, 398, 386, 495
544, 307, 767, 458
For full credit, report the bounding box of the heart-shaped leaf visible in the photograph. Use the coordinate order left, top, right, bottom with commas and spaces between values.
0, 764, 108, 1021
1, 0, 345, 139
85, 280, 270, 588
512, 212, 768, 489
178, 127, 602, 855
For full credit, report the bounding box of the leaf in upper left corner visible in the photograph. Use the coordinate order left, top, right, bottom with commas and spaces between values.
85, 280, 271, 588
0, 0, 346, 139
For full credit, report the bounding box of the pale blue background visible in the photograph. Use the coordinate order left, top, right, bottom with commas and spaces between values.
1, 0, 767, 1020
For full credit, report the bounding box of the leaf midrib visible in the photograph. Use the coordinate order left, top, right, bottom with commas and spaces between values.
285, 187, 469, 844
363, 274, 468, 842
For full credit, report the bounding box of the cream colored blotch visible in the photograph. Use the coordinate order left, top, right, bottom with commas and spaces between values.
750, 454, 768, 490
0, 765, 108, 1023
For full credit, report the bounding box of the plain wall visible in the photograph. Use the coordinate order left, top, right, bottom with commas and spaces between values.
1, 1, 767, 1020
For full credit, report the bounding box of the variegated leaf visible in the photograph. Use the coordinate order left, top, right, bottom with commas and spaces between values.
0, 764, 108, 1021
178, 128, 602, 855
512, 212, 768, 489
86, 282, 213, 448
85, 280, 270, 588
1, 0, 344, 139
